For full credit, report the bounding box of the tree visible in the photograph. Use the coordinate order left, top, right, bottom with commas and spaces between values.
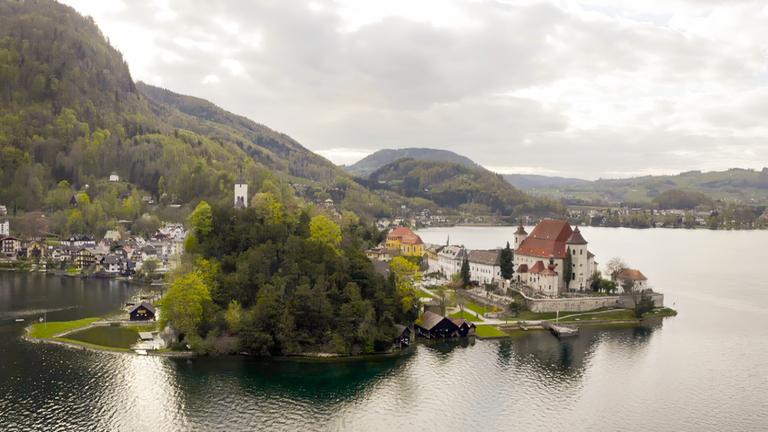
188, 201, 213, 236
606, 257, 627, 280
460, 256, 470, 287
563, 250, 573, 289
390, 256, 421, 313
435, 285, 449, 316
161, 271, 212, 337
500, 241, 514, 279
224, 299, 243, 334
309, 214, 341, 250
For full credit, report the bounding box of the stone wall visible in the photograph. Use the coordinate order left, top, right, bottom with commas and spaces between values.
522, 292, 664, 313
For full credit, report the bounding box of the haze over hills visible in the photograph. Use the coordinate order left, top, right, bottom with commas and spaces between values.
527, 168, 768, 206
344, 148, 477, 177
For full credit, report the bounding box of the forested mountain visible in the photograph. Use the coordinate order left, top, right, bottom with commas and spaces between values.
0, 0, 392, 236
362, 159, 564, 217
345, 148, 477, 177
523, 168, 768, 206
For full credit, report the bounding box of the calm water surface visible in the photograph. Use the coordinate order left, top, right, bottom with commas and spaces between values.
1, 227, 767, 431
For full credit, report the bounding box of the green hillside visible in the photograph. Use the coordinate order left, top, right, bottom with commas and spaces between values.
0, 0, 394, 236
364, 159, 564, 217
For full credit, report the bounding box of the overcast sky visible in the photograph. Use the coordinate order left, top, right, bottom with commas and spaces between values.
61, 0, 768, 179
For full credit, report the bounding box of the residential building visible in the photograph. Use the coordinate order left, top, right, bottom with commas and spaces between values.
467, 249, 502, 285
434, 245, 466, 277
614, 268, 648, 291
385, 226, 424, 257
1, 236, 21, 257
0, 219, 8, 236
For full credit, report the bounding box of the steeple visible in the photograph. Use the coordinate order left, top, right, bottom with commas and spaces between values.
566, 226, 587, 245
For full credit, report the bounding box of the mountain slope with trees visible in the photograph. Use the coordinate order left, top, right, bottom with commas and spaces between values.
362, 159, 564, 217
345, 148, 477, 177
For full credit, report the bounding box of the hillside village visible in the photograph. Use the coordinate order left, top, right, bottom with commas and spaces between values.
0, 203, 186, 279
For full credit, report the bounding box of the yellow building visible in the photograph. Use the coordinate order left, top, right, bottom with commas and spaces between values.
386, 226, 424, 257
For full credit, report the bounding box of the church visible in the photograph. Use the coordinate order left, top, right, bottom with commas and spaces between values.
513, 219, 597, 296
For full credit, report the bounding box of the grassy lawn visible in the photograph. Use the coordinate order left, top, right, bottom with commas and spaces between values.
475, 325, 507, 338
28, 317, 99, 339
643, 307, 678, 318
561, 309, 636, 322
449, 310, 483, 322
63, 325, 140, 349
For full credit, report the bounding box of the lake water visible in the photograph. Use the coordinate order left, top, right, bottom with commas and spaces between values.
1, 227, 767, 431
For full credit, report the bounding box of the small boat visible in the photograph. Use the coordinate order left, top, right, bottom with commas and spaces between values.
15, 318, 25, 322
134, 349, 148, 356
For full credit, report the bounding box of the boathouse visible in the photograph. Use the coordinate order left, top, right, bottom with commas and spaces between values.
394, 324, 411, 348
416, 311, 475, 339
129, 302, 156, 321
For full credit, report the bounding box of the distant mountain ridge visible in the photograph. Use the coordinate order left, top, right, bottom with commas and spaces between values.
503, 174, 590, 190
345, 148, 476, 176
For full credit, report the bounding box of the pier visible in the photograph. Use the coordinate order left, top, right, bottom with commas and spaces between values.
541, 321, 578, 338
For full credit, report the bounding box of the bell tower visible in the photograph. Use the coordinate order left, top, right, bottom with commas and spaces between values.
234, 169, 248, 208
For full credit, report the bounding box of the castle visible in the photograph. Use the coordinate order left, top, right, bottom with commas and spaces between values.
513, 219, 597, 296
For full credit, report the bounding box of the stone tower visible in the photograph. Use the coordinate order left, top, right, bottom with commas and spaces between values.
234, 177, 248, 209
513, 222, 528, 249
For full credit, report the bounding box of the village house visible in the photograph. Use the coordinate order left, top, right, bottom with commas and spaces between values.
109, 172, 120, 182
99, 253, 124, 274
467, 249, 502, 285
614, 268, 648, 291
385, 226, 424, 257
74, 248, 98, 269
0, 219, 8, 236
434, 245, 466, 277
513, 220, 597, 296
1, 236, 21, 258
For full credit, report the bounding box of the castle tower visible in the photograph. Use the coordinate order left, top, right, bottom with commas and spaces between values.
234, 178, 248, 209
513, 223, 528, 249
566, 226, 588, 290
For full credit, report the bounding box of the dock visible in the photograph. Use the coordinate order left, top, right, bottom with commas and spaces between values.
541, 321, 578, 338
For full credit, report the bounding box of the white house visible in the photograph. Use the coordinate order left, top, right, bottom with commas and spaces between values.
615, 268, 648, 291
109, 172, 120, 182
513, 220, 597, 296
435, 245, 466, 277
468, 249, 502, 285
0, 220, 8, 236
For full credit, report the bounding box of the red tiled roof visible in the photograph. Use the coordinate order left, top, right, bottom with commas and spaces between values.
617, 268, 647, 281
516, 263, 529, 273
388, 226, 423, 245
566, 226, 587, 245
516, 219, 573, 259
529, 260, 546, 273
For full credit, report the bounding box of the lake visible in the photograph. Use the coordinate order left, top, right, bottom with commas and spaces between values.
1, 226, 767, 431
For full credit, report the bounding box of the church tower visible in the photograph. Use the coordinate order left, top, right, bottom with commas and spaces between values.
513, 222, 528, 249
566, 226, 588, 290
234, 175, 248, 209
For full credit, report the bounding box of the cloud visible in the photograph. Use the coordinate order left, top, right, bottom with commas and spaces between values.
61, 0, 768, 179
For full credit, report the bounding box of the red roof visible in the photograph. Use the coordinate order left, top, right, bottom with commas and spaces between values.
529, 260, 546, 273
387, 226, 423, 245
617, 268, 647, 281
516, 219, 573, 259
566, 226, 587, 245
516, 263, 529, 273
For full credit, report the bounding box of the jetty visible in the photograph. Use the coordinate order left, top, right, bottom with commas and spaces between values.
541, 321, 578, 338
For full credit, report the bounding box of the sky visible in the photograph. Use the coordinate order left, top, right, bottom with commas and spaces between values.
60, 0, 768, 180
